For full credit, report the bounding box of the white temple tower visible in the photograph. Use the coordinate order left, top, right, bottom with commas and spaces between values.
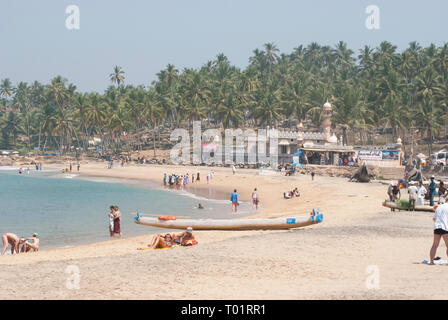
321, 100, 332, 137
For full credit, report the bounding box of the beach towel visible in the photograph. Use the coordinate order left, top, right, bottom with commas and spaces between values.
182, 240, 198, 246
422, 259, 448, 265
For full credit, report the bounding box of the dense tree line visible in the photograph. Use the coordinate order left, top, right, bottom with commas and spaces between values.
1, 41, 447, 156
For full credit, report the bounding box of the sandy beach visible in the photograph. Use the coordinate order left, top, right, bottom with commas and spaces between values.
0, 162, 446, 299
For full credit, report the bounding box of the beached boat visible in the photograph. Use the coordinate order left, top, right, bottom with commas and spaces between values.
134, 210, 323, 230
382, 200, 434, 212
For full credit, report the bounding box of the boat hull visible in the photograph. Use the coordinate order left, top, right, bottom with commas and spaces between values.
134, 213, 323, 230
382, 200, 434, 212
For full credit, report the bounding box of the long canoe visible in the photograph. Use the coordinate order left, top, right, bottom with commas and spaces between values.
133, 210, 323, 231
382, 200, 434, 212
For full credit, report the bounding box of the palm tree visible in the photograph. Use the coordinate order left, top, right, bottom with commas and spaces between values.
109, 66, 125, 87
1, 111, 22, 147
263, 42, 279, 78
0, 78, 14, 100
416, 94, 443, 155
333, 87, 366, 145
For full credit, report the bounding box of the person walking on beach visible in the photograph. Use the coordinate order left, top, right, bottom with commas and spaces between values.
429, 203, 448, 264
429, 176, 437, 206
1, 233, 23, 255
232, 164, 236, 175
112, 205, 122, 238
311, 170, 315, 181
230, 189, 239, 213
77, 162, 80, 172
252, 188, 259, 210
69, 163, 72, 172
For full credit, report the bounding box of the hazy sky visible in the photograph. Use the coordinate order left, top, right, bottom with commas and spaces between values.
1, 0, 447, 92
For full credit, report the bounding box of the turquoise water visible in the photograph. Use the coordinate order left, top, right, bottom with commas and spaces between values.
0, 168, 251, 249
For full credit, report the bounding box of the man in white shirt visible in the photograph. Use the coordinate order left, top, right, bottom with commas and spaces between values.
429, 203, 448, 264
417, 181, 427, 206
408, 184, 418, 211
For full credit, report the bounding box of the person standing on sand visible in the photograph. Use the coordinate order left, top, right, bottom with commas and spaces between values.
69, 163, 72, 172
1, 233, 23, 255
311, 170, 315, 181
112, 205, 122, 238
230, 189, 239, 212
438, 181, 447, 204
196, 171, 200, 182
77, 162, 80, 171
108, 206, 115, 237
232, 165, 236, 175
429, 203, 448, 264
252, 188, 259, 210
429, 176, 437, 206
417, 181, 427, 205
408, 183, 418, 211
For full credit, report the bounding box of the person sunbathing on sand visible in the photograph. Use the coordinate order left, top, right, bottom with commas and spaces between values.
20, 233, 39, 253
173, 227, 196, 246
148, 233, 174, 249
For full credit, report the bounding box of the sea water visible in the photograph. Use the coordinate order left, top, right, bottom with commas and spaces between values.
0, 168, 252, 249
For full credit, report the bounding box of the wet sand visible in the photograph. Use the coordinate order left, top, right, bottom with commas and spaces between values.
0, 162, 446, 299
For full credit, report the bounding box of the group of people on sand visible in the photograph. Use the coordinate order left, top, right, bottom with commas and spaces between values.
108, 205, 122, 238
2, 233, 39, 255
388, 175, 448, 211
164, 170, 215, 188
148, 227, 197, 249
228, 188, 261, 212
384, 175, 448, 265
284, 188, 300, 199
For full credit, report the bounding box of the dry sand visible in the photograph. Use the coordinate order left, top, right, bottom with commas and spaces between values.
0, 162, 447, 299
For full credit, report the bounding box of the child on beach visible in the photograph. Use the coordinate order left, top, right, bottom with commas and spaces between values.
252, 188, 259, 210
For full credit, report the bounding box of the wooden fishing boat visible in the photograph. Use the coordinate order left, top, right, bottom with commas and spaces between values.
134, 210, 323, 230
382, 200, 434, 212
